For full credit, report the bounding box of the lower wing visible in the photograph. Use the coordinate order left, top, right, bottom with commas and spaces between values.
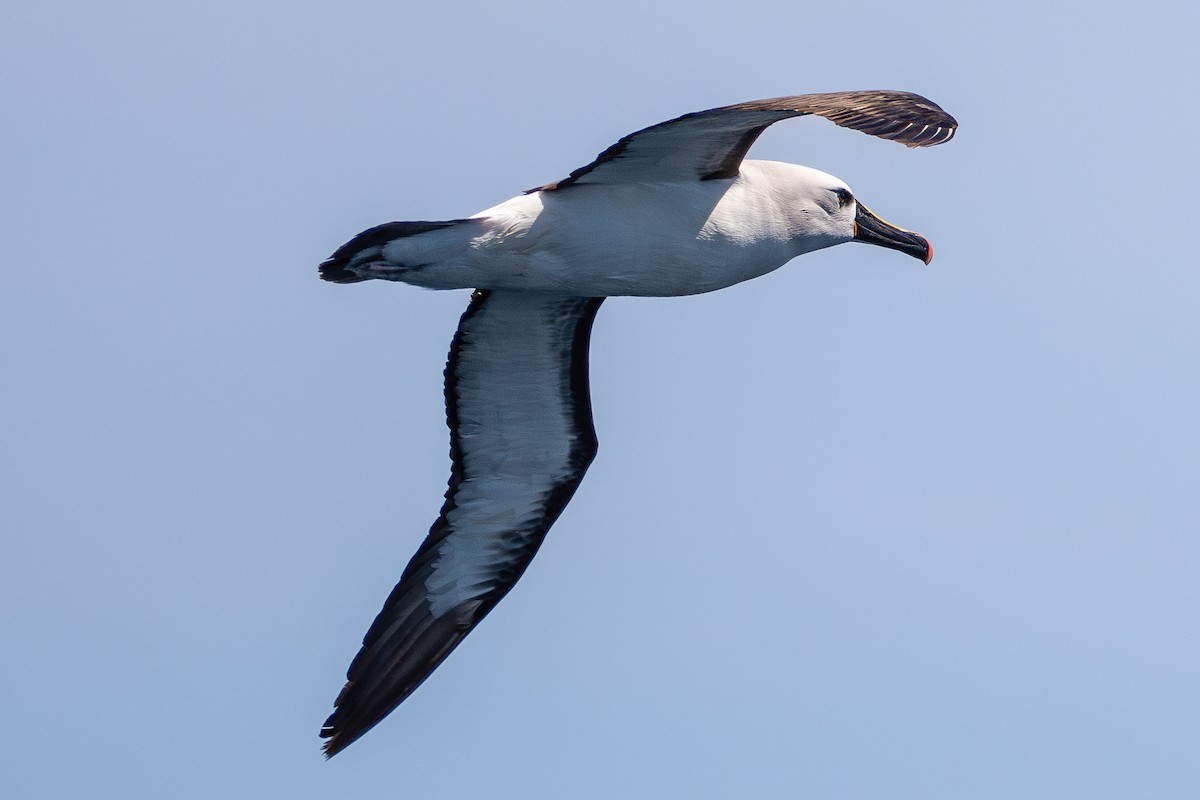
321, 290, 605, 756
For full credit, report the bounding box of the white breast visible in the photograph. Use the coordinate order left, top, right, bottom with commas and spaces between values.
386, 161, 844, 297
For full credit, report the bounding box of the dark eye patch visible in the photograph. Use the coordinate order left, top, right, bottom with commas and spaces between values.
833, 188, 853, 208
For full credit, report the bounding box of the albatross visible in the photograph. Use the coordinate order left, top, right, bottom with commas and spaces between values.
318, 90, 957, 756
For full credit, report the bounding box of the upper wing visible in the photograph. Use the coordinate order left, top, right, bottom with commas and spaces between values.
531, 90, 957, 191
321, 290, 605, 756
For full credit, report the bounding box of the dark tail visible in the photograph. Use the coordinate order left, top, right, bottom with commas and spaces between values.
318, 220, 469, 283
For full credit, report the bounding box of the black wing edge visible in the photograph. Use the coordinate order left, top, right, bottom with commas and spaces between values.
320, 291, 605, 757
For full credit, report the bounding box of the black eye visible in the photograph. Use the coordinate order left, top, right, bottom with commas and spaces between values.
834, 188, 853, 208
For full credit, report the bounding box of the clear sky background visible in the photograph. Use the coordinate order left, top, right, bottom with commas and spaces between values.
4, 1, 1198, 797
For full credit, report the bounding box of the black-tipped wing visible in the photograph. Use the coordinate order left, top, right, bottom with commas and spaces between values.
532, 90, 957, 191
321, 290, 604, 756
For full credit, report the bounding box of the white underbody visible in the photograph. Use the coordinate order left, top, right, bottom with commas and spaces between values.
367, 161, 854, 297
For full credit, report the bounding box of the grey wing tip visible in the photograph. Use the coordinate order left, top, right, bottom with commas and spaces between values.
320, 719, 352, 759
898, 126, 957, 148
317, 598, 486, 757
801, 90, 958, 148
319, 695, 356, 758
896, 97, 958, 147
903, 122, 958, 148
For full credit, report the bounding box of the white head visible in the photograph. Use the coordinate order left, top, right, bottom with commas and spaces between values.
757, 161, 933, 264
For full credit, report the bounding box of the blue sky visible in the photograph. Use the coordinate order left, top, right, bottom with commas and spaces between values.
4, 1, 1198, 797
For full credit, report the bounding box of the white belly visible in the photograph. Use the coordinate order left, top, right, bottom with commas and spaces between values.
389, 161, 840, 297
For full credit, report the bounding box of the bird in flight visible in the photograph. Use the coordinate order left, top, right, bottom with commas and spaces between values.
317, 90, 957, 756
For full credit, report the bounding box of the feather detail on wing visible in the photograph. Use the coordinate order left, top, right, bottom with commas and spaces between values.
531, 90, 957, 191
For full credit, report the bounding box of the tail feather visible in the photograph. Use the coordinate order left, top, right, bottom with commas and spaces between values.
318, 220, 469, 283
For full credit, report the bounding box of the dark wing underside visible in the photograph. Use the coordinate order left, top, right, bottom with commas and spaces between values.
530, 90, 958, 191
321, 291, 605, 756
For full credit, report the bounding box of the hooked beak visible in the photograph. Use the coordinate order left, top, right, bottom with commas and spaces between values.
853, 202, 933, 265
